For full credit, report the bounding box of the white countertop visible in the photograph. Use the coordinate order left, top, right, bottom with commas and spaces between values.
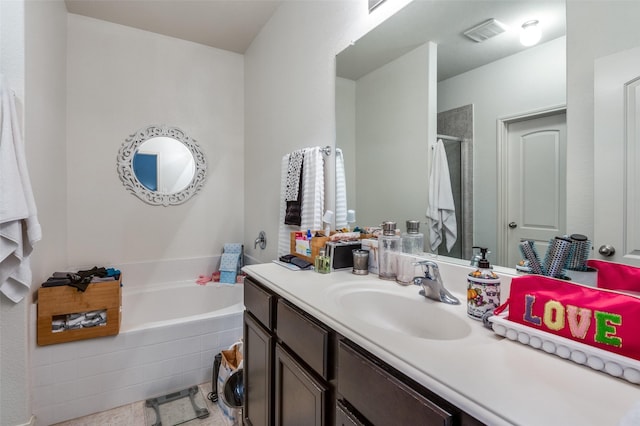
243, 261, 640, 426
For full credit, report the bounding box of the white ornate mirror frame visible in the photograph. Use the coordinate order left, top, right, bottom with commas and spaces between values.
117, 125, 207, 206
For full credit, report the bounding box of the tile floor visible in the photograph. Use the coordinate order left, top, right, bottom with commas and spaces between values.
52, 383, 230, 426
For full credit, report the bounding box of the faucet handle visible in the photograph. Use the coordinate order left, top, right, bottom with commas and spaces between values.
413, 259, 438, 267
412, 260, 439, 279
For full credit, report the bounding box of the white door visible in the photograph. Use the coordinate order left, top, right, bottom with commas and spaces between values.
506, 112, 567, 268
594, 46, 640, 266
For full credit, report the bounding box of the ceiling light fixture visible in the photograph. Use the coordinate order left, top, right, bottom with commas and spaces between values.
520, 20, 541, 46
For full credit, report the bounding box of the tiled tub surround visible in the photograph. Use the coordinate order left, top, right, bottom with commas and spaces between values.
31, 258, 244, 426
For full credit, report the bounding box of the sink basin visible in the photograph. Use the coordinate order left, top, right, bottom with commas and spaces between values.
334, 286, 472, 340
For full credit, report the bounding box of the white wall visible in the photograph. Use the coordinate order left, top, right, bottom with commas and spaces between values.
0, 3, 29, 425
353, 43, 436, 229
566, 0, 640, 244
244, 0, 413, 262
66, 14, 244, 267
438, 36, 566, 257
1, 0, 67, 425
335, 76, 356, 211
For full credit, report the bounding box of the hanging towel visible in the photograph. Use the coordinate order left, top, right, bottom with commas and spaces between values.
285, 150, 303, 202
426, 139, 457, 253
284, 149, 304, 225
334, 148, 348, 230
284, 150, 304, 226
300, 147, 324, 232
0, 75, 42, 303
277, 147, 325, 257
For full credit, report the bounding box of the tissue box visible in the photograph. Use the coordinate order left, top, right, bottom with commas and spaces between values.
502, 259, 640, 361
361, 238, 379, 274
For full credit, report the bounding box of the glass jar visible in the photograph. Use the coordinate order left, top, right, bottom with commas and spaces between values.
378, 221, 401, 280
402, 220, 424, 254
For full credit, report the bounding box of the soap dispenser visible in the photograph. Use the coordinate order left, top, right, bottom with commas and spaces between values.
467, 247, 500, 321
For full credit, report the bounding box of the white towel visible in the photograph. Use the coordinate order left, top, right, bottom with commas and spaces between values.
300, 147, 324, 232
426, 139, 457, 253
334, 148, 347, 230
0, 75, 42, 303
277, 147, 325, 257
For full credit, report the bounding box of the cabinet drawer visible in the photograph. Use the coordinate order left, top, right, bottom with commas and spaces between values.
244, 277, 275, 330
336, 400, 366, 426
338, 340, 453, 426
277, 299, 330, 380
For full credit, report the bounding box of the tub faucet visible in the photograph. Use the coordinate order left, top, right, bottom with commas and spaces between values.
413, 260, 460, 305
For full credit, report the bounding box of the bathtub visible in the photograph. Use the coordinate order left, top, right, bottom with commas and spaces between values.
32, 279, 244, 425
121, 280, 244, 332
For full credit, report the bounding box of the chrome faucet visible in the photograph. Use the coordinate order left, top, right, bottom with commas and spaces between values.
413, 260, 460, 305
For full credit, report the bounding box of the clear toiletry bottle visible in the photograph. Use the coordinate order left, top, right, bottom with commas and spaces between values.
378, 221, 401, 280
314, 248, 330, 274
402, 220, 424, 254
467, 247, 500, 323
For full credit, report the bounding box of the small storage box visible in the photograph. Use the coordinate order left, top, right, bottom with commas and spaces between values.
290, 231, 329, 264
37, 277, 122, 346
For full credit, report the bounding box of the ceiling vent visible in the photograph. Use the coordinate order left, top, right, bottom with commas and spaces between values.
463, 19, 508, 43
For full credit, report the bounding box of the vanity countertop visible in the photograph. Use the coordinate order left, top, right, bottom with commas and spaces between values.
244, 261, 640, 426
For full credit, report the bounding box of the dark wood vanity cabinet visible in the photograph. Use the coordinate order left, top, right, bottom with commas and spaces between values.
243, 277, 276, 426
244, 277, 333, 426
243, 275, 484, 426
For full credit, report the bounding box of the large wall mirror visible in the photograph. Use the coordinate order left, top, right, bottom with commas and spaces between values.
117, 125, 207, 206
336, 0, 566, 268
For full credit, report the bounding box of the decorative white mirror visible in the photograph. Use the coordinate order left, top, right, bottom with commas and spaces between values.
117, 125, 207, 206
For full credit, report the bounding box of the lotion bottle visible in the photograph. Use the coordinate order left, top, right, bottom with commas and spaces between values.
467, 247, 500, 322
314, 248, 330, 274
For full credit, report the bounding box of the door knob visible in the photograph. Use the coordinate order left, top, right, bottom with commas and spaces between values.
508, 222, 518, 229
598, 244, 615, 257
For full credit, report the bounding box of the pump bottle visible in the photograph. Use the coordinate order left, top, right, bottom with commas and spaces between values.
467, 247, 500, 321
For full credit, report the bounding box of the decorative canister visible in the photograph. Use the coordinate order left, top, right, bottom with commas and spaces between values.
467, 247, 500, 321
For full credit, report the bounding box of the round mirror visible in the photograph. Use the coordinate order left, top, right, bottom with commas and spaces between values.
117, 125, 207, 206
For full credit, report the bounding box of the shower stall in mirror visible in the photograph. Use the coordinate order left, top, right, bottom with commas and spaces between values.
437, 105, 473, 260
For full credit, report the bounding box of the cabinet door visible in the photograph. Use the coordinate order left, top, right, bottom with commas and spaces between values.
274, 343, 328, 426
244, 312, 274, 426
